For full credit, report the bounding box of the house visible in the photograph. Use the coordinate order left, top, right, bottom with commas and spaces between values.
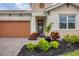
0, 3, 79, 37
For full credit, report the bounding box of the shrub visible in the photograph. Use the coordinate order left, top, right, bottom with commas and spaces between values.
37, 38, 50, 52
64, 50, 79, 56
50, 32, 60, 40
63, 34, 79, 44
50, 41, 59, 48
33, 43, 37, 48
26, 43, 35, 52
75, 36, 79, 43
63, 35, 75, 44
29, 32, 39, 40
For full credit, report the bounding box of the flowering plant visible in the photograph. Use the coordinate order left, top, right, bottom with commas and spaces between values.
50, 32, 60, 40
29, 32, 39, 40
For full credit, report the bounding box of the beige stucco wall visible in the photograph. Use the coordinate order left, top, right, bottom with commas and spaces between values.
47, 4, 79, 36
0, 10, 32, 21
31, 3, 52, 11
0, 13, 31, 21
53, 30, 79, 37
0, 15, 31, 21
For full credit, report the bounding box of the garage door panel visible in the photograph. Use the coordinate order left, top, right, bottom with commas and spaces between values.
0, 21, 30, 37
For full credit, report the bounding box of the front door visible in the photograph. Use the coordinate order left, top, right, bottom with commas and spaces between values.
37, 20, 44, 34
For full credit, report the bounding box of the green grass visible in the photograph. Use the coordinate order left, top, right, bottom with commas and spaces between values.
64, 50, 79, 56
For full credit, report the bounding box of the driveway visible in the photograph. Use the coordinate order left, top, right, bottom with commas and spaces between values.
0, 38, 28, 56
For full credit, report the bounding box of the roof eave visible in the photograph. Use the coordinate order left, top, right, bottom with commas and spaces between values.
44, 3, 79, 12
44, 3, 64, 12
0, 10, 32, 14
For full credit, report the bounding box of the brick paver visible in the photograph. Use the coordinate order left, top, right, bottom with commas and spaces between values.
0, 38, 28, 56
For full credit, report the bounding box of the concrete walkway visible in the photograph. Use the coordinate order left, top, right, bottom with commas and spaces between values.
0, 38, 28, 56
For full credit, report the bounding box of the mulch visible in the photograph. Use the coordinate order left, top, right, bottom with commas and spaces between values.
18, 41, 79, 56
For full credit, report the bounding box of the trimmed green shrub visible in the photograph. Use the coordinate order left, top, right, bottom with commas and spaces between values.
63, 35, 79, 44
37, 38, 50, 52
26, 43, 35, 52
75, 36, 79, 43
63, 35, 75, 44
64, 50, 79, 56
50, 41, 59, 48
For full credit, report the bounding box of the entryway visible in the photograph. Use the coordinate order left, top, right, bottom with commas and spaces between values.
36, 16, 46, 35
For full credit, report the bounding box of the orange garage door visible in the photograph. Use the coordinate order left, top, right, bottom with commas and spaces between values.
0, 21, 30, 38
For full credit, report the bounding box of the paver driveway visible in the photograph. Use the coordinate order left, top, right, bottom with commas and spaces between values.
0, 38, 28, 56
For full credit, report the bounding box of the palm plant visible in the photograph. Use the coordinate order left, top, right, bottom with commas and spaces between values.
45, 23, 53, 36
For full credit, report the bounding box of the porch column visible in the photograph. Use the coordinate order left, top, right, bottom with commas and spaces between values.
31, 16, 37, 33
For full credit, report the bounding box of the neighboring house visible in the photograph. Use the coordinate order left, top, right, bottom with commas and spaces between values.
0, 3, 79, 37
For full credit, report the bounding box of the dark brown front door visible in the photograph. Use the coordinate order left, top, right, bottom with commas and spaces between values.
37, 20, 44, 34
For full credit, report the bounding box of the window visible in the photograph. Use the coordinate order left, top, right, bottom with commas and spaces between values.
60, 16, 67, 29
60, 15, 75, 29
68, 16, 75, 29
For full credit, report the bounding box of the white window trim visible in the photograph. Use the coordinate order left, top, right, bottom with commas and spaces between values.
67, 16, 68, 29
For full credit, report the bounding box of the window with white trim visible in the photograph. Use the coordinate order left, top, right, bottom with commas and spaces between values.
60, 15, 75, 29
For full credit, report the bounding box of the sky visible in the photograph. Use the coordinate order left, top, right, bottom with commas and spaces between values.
0, 3, 31, 10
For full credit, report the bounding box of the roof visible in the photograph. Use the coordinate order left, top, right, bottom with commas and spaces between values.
44, 3, 79, 12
